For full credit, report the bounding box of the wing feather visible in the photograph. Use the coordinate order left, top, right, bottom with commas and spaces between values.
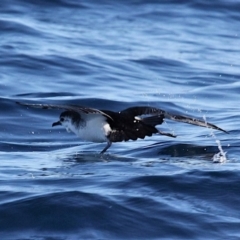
121, 106, 227, 133
16, 102, 113, 120
120, 106, 165, 116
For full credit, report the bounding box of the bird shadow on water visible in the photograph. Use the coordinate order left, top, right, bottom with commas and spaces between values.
58, 151, 138, 165
130, 141, 227, 164
51, 140, 230, 172
160, 143, 219, 158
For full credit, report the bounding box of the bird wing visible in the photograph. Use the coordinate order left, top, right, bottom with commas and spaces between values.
120, 106, 166, 116
120, 106, 227, 133
102, 107, 166, 142
16, 102, 113, 120
163, 112, 228, 133
119, 106, 166, 126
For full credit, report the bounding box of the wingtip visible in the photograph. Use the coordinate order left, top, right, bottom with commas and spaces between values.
220, 128, 229, 134
211, 125, 228, 134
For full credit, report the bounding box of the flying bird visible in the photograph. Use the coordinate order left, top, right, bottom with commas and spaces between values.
16, 102, 227, 154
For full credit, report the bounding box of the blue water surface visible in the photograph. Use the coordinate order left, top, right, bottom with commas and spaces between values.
1, 0, 240, 239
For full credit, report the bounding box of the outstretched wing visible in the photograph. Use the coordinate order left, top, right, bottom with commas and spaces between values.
16, 102, 113, 120
121, 106, 227, 133
163, 112, 228, 133
106, 106, 227, 142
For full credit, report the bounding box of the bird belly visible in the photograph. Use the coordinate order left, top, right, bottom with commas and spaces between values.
76, 117, 111, 143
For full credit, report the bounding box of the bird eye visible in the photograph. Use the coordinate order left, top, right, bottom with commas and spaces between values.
60, 117, 64, 122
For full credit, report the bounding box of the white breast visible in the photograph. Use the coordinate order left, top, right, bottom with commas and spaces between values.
73, 114, 111, 143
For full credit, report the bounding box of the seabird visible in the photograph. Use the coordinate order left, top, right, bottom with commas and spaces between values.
16, 102, 227, 154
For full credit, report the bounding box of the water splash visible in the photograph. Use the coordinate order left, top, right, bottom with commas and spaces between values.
203, 115, 227, 163
213, 140, 227, 163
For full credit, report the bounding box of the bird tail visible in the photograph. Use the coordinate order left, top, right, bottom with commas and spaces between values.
164, 112, 228, 133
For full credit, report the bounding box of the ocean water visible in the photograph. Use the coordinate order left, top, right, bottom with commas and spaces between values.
1, 0, 240, 239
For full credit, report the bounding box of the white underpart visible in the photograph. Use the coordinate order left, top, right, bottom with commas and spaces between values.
63, 114, 111, 143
